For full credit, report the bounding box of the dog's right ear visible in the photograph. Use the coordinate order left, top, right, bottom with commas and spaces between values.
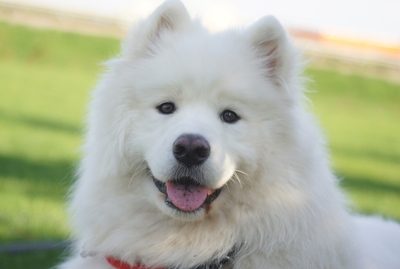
122, 0, 190, 59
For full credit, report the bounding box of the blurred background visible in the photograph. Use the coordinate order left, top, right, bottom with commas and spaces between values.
0, 0, 399, 268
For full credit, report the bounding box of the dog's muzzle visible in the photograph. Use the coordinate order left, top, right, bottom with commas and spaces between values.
150, 133, 223, 213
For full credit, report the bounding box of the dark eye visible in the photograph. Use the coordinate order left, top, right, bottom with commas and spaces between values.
220, 109, 240, 123
156, 102, 176, 114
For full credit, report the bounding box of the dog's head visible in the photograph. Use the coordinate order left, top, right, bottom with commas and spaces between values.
87, 0, 300, 221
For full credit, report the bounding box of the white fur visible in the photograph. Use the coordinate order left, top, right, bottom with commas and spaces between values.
58, 1, 400, 268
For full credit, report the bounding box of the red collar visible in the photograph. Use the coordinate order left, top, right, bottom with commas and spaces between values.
106, 256, 165, 269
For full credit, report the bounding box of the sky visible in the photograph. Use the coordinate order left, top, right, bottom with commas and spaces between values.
9, 0, 400, 44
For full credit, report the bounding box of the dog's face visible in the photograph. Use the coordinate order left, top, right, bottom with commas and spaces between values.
93, 1, 298, 221
133, 49, 266, 219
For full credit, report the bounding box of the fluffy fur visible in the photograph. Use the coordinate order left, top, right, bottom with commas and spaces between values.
58, 1, 400, 268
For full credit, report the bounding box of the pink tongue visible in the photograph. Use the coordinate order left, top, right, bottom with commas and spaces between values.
166, 181, 209, 212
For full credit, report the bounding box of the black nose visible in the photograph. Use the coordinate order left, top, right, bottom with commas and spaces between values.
173, 134, 210, 167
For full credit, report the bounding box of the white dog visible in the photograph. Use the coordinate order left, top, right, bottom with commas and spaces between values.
58, 1, 400, 268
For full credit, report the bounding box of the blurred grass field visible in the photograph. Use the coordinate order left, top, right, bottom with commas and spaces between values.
0, 22, 399, 268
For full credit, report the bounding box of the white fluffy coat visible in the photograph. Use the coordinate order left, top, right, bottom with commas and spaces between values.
58, 1, 400, 269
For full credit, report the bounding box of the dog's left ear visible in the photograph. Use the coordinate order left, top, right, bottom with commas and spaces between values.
247, 16, 296, 85
122, 0, 190, 58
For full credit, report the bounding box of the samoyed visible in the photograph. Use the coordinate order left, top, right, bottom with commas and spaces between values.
58, 1, 400, 268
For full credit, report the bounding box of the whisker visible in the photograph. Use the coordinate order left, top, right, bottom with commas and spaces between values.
232, 171, 243, 188
128, 161, 147, 187
235, 169, 248, 176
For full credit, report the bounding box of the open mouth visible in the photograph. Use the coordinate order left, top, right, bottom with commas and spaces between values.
153, 177, 222, 213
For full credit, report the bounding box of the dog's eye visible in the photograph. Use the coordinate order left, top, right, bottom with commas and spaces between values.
156, 102, 176, 114
220, 109, 240, 123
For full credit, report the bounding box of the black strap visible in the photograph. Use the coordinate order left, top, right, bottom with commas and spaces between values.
180, 246, 238, 269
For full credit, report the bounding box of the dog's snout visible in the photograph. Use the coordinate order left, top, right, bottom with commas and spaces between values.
173, 134, 210, 167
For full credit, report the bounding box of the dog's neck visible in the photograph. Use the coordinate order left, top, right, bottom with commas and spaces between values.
106, 246, 237, 269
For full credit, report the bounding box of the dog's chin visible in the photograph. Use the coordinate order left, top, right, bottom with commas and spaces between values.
149, 171, 224, 221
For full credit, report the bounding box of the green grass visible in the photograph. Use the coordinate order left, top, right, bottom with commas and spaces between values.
0, 22, 119, 268
306, 69, 400, 217
0, 249, 64, 269
0, 22, 399, 268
